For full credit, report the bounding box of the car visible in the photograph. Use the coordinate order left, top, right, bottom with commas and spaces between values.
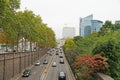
60, 58, 64, 64
56, 52, 59, 55
49, 52, 52, 56
58, 71, 66, 80
52, 62, 57, 67
43, 59, 48, 64
34, 60, 40, 66
47, 51, 50, 54
22, 69, 31, 77
59, 54, 63, 58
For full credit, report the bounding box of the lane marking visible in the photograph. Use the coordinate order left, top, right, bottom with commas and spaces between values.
40, 54, 55, 80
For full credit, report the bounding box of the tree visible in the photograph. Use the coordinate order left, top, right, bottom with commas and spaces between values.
0, 0, 20, 39
98, 20, 114, 36
92, 39, 120, 79
74, 54, 108, 79
64, 38, 77, 63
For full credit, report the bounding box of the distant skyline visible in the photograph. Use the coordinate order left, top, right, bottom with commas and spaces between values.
20, 0, 120, 39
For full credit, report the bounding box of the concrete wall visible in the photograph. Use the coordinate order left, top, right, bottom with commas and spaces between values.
97, 73, 114, 80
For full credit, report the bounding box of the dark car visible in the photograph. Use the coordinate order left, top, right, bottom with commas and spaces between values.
58, 72, 66, 80
22, 69, 31, 77
56, 52, 59, 55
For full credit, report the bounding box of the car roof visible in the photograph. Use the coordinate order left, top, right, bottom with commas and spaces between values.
23, 69, 31, 73
59, 72, 65, 76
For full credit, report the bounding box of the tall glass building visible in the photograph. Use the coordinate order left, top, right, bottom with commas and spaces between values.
92, 20, 103, 32
115, 20, 120, 24
79, 15, 103, 37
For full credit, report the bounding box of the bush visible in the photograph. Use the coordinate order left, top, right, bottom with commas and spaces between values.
92, 39, 120, 79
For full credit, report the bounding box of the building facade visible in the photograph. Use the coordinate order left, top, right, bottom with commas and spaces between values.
79, 15, 93, 37
63, 27, 75, 39
79, 14, 103, 37
115, 20, 120, 24
91, 20, 103, 32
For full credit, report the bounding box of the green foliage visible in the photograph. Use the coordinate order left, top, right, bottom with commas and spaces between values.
92, 39, 120, 79
0, 0, 56, 48
114, 24, 120, 31
64, 20, 120, 79
98, 20, 114, 36
64, 38, 77, 63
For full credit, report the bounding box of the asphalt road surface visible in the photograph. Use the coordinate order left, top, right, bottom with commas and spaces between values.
18, 48, 75, 80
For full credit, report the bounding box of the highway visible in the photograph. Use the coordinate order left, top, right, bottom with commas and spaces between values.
18, 48, 76, 80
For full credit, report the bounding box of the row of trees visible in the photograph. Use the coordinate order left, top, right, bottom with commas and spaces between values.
0, 0, 56, 49
64, 21, 120, 80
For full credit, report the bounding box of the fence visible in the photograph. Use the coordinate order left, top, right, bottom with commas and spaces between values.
0, 48, 48, 80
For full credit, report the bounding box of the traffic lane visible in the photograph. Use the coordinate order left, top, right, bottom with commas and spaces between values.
45, 55, 58, 80
58, 58, 68, 80
45, 53, 68, 80
39, 52, 56, 80
46, 65, 58, 80
18, 64, 44, 80
58, 52, 71, 80
18, 54, 50, 80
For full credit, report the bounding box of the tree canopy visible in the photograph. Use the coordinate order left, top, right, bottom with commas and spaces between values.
0, 0, 56, 48
63, 20, 120, 79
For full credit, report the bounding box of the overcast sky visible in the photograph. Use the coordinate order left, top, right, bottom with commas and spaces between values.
20, 0, 120, 39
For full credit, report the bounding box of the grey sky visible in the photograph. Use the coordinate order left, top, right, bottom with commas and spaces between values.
20, 0, 120, 39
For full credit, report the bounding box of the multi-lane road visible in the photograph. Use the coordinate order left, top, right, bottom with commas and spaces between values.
18, 48, 76, 80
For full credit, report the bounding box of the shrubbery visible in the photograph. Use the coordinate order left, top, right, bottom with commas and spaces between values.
63, 21, 120, 80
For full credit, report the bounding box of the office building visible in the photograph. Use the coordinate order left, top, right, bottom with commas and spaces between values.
79, 14, 103, 37
63, 27, 75, 39
115, 20, 120, 24
92, 20, 103, 32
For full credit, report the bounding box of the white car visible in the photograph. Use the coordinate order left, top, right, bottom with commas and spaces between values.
52, 62, 57, 67
58, 71, 66, 80
34, 60, 40, 66
60, 58, 64, 64
59, 54, 63, 58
